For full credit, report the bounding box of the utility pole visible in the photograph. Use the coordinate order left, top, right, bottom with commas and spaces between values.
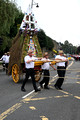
31, 0, 33, 8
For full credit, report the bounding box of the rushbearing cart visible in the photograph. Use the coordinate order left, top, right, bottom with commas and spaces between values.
8, 4, 56, 83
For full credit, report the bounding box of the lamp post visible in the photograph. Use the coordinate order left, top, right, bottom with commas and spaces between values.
31, 0, 39, 8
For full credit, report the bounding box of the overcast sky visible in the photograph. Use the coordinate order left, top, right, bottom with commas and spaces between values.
16, 0, 80, 46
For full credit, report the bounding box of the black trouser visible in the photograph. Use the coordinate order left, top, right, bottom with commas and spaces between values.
40, 69, 50, 87
2, 61, 5, 70
22, 68, 37, 90
55, 66, 66, 88
5, 63, 9, 74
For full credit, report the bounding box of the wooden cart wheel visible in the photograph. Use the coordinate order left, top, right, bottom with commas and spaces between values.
12, 64, 19, 83
35, 71, 42, 82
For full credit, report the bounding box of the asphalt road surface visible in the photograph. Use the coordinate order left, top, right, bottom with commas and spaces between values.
0, 60, 80, 120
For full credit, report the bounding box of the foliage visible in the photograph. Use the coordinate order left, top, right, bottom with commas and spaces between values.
77, 46, 80, 54
0, 0, 18, 36
59, 40, 77, 54
37, 29, 54, 50
8, 12, 24, 38
46, 36, 54, 50
37, 29, 47, 48
0, 0, 24, 57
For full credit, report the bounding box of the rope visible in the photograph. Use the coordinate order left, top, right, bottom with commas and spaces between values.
49, 69, 80, 72
35, 74, 80, 79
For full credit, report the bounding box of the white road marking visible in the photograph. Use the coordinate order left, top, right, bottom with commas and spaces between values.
22, 90, 35, 99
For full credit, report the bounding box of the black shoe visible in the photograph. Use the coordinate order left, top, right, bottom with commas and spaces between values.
39, 83, 43, 88
54, 85, 59, 90
44, 86, 50, 89
21, 87, 26, 92
58, 87, 63, 90
35, 88, 41, 92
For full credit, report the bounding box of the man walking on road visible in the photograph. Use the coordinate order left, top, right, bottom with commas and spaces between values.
40, 52, 56, 89
5, 52, 10, 74
0, 53, 7, 71
54, 50, 68, 90
21, 50, 41, 92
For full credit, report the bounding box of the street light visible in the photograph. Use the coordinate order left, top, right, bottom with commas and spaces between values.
31, 0, 39, 8
36, 3, 39, 7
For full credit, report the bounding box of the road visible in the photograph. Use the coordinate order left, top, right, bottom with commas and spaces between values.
0, 60, 80, 120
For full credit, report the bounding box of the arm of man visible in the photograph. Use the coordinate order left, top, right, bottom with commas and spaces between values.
26, 59, 35, 63
37, 57, 42, 60
50, 64, 56, 70
55, 58, 68, 62
26, 56, 42, 63
67, 59, 69, 65
24, 56, 35, 64
55, 58, 62, 60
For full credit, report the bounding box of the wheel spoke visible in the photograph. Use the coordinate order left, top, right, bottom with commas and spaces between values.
12, 64, 19, 83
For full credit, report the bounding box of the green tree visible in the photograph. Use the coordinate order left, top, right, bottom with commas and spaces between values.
0, 0, 19, 36
46, 36, 54, 50
8, 12, 24, 38
59, 40, 77, 54
77, 46, 80, 54
37, 29, 54, 50
0, 0, 23, 57
37, 29, 47, 48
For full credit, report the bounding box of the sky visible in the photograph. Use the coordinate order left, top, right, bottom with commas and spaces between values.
15, 0, 80, 46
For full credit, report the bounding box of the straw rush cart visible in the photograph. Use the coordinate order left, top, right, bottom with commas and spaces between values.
8, 5, 56, 83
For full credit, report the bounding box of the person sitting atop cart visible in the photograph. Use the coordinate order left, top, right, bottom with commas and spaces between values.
21, 50, 41, 92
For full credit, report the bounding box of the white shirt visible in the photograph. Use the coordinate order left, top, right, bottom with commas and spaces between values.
41, 58, 51, 70
55, 55, 66, 67
5, 55, 10, 63
24, 55, 38, 69
1, 55, 7, 62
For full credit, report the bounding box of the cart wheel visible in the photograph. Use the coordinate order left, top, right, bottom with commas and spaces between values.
12, 64, 19, 83
35, 71, 41, 82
